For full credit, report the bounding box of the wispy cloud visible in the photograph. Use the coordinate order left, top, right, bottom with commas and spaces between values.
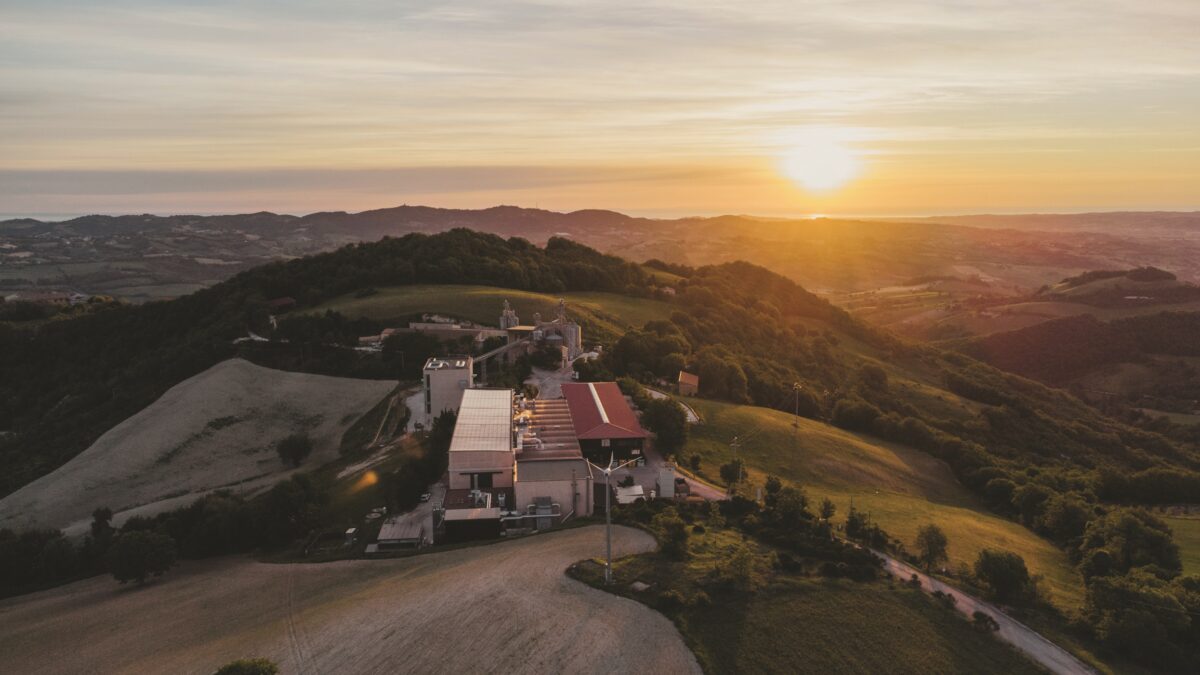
1, 0, 1198, 214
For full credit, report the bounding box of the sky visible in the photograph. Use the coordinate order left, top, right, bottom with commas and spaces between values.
2, 0, 1199, 218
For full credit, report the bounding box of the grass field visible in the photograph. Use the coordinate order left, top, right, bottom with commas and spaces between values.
306, 284, 672, 339
1167, 517, 1200, 575
681, 396, 1086, 610
575, 525, 1041, 674
683, 581, 1041, 674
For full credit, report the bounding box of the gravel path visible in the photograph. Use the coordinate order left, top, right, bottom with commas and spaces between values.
878, 552, 1095, 675
0, 525, 700, 675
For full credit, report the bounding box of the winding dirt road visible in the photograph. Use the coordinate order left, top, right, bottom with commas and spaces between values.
0, 526, 700, 675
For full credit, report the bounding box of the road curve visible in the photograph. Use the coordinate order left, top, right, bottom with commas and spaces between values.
0, 526, 701, 675
877, 552, 1095, 675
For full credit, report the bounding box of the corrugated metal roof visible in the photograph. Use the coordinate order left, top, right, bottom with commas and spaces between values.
449, 389, 514, 454
561, 382, 647, 440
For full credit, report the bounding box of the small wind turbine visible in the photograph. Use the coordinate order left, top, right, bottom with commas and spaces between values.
586, 452, 640, 584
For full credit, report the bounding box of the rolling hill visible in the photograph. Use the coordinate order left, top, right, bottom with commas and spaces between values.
304, 284, 672, 341
682, 397, 1086, 609
4, 228, 1199, 670
0, 359, 394, 536
7, 206, 1200, 304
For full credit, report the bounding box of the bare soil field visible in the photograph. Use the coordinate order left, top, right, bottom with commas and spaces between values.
0, 525, 699, 675
0, 359, 394, 535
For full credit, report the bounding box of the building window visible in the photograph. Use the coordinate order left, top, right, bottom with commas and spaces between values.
601, 439, 611, 447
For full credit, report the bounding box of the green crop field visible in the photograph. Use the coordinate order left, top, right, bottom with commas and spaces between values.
1167, 517, 1200, 575
305, 284, 671, 339
681, 396, 1086, 609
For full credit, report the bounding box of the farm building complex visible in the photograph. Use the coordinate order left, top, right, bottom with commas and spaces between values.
433, 377, 648, 542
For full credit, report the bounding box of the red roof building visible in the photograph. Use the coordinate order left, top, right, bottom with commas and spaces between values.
561, 382, 647, 462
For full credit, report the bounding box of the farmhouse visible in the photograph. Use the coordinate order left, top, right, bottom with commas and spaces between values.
561, 382, 648, 464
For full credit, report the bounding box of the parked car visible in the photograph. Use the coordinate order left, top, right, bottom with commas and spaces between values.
419, 492, 431, 503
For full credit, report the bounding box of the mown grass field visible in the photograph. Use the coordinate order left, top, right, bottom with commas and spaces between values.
1167, 516, 1200, 575
576, 525, 1041, 675
681, 396, 1086, 610
306, 284, 671, 339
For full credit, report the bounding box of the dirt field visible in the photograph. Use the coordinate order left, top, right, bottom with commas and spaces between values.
0, 359, 394, 535
0, 526, 700, 675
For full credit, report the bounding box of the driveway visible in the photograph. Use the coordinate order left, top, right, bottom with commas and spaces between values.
877, 552, 1095, 675
0, 526, 701, 675
617, 443, 727, 502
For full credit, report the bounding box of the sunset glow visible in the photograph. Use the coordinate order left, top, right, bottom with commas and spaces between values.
779, 130, 862, 193
1, 1, 1199, 216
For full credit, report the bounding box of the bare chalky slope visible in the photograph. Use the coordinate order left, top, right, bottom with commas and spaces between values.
0, 526, 700, 675
0, 359, 393, 535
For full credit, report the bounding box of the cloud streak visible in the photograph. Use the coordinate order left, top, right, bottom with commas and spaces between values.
1, 0, 1198, 214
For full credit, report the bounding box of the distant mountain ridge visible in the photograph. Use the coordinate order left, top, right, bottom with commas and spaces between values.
5, 205, 1200, 302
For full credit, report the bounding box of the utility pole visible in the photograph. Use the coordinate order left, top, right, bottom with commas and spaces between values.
586, 454, 640, 584
792, 382, 803, 429
730, 436, 742, 486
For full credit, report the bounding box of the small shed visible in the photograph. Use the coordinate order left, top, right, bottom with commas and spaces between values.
677, 371, 699, 396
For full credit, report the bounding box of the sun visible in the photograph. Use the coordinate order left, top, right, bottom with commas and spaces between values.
779, 130, 862, 193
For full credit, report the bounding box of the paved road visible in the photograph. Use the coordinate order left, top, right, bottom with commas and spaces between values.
0, 526, 700, 675
876, 552, 1095, 675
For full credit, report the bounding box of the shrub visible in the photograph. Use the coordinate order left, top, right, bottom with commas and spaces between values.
974, 549, 1032, 604
106, 530, 176, 584
275, 433, 313, 467
215, 658, 280, 675
657, 589, 686, 611
972, 611, 1000, 632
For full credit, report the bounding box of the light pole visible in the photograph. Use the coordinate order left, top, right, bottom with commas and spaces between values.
586, 453, 639, 584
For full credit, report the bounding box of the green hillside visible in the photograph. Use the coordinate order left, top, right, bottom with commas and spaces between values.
1168, 517, 1200, 576
306, 284, 670, 339
682, 396, 1085, 609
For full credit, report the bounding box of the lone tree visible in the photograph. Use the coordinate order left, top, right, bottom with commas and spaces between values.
720, 458, 745, 485
819, 497, 837, 521
276, 433, 314, 467
641, 398, 688, 455
974, 549, 1032, 603
915, 524, 949, 572
107, 530, 177, 584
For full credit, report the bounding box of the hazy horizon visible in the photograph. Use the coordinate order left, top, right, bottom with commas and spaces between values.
5, 202, 1200, 225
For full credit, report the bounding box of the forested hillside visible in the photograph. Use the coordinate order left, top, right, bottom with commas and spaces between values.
0, 230, 649, 496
